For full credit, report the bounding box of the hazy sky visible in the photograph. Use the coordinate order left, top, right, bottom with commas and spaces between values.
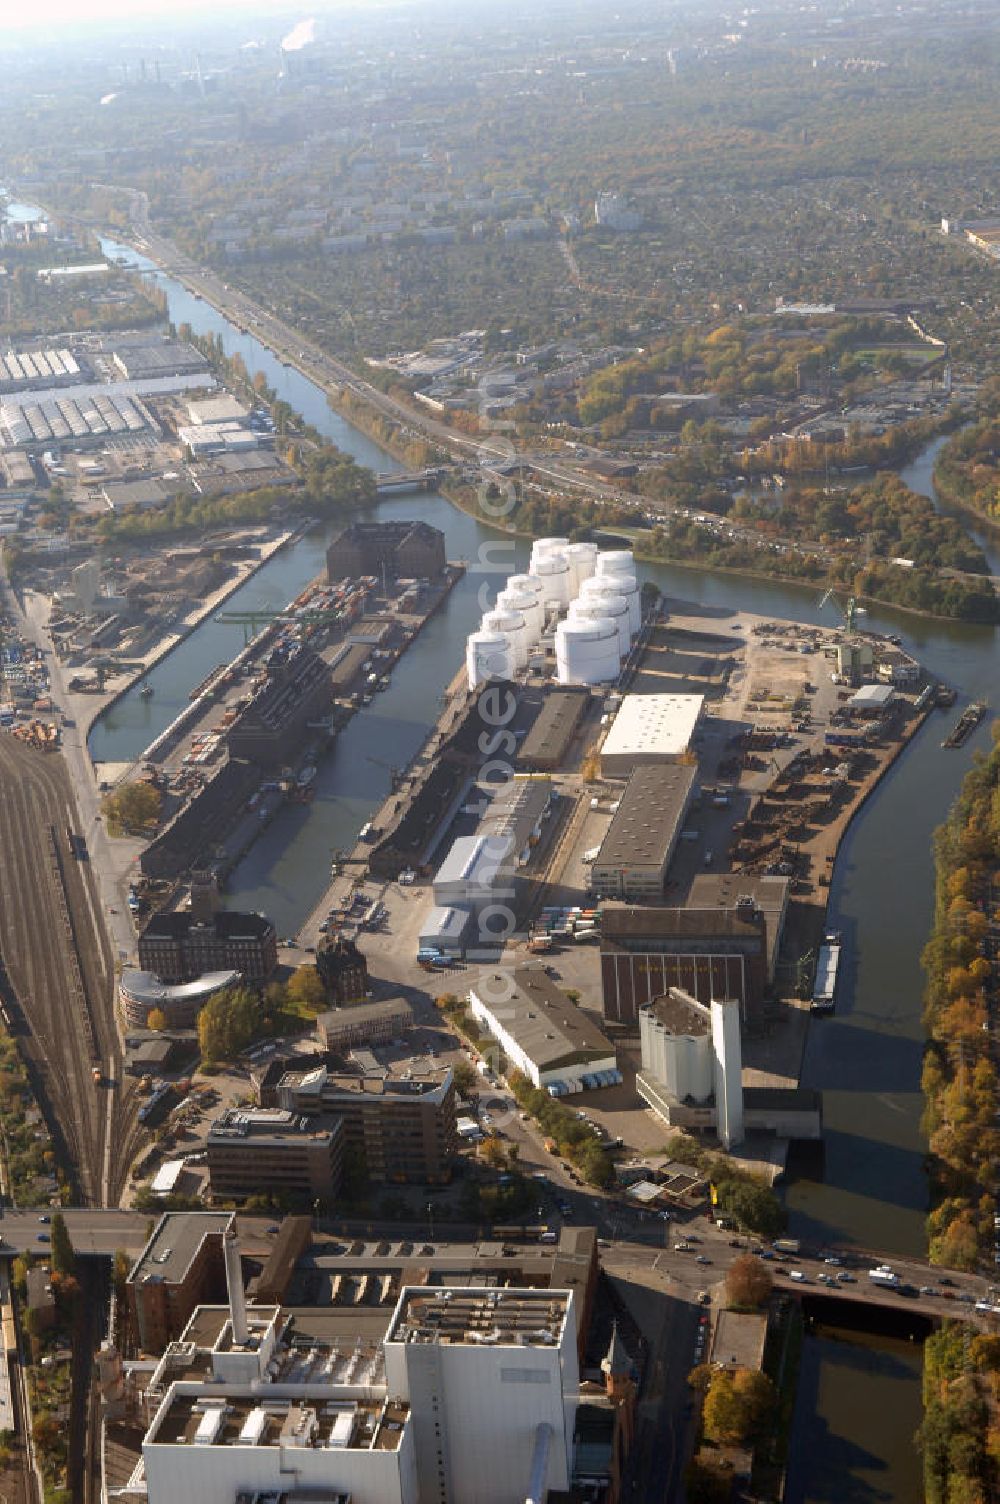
0, 0, 310, 30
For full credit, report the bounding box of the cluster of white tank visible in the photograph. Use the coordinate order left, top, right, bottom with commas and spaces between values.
466, 538, 642, 689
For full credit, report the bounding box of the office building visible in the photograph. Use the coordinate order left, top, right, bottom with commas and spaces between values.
591, 765, 697, 899
317, 996, 414, 1053
118, 967, 240, 1029
276, 1063, 457, 1183
326, 519, 446, 582
599, 902, 768, 1027
207, 1109, 344, 1204
468, 967, 618, 1093
126, 1212, 234, 1353
138, 910, 277, 985
600, 692, 703, 777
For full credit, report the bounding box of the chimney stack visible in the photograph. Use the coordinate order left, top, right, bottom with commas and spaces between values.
224, 1224, 248, 1346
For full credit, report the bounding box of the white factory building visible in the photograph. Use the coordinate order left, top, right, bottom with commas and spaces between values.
637, 989, 745, 1149
137, 1222, 579, 1504
600, 692, 704, 777
468, 966, 619, 1093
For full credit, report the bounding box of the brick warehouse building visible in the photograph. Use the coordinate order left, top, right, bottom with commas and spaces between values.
599, 902, 768, 1027
138, 910, 278, 985
326, 520, 446, 582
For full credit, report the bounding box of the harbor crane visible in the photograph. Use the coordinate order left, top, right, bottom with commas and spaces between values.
214, 603, 347, 645
817, 588, 865, 634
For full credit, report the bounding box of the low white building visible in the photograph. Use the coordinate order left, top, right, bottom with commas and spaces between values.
468, 966, 618, 1092
600, 692, 704, 776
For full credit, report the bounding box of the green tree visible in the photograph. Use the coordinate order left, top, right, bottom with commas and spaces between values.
102, 781, 161, 835
49, 1211, 74, 1276
197, 987, 260, 1064
285, 965, 327, 1013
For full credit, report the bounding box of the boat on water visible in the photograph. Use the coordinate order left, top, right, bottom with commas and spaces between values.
935, 684, 958, 709
297, 765, 317, 789
943, 701, 987, 749
811, 934, 841, 1014
139, 681, 153, 700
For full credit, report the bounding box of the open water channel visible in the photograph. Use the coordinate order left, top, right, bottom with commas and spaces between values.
81, 231, 1000, 1499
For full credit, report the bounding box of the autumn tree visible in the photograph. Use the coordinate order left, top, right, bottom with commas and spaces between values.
197, 987, 260, 1064
725, 1254, 773, 1310
146, 1008, 167, 1032
286, 965, 327, 1012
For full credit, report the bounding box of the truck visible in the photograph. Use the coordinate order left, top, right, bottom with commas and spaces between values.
868, 1265, 899, 1287
772, 1238, 801, 1255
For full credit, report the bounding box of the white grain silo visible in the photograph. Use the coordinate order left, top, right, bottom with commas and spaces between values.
585, 569, 640, 636
529, 551, 572, 609
569, 594, 629, 659
555, 618, 620, 686
482, 607, 528, 669
496, 587, 545, 647
564, 541, 598, 595
466, 631, 515, 689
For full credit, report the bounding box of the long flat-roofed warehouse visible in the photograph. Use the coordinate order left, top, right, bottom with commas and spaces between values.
600, 692, 703, 777
516, 685, 590, 771
591, 764, 697, 900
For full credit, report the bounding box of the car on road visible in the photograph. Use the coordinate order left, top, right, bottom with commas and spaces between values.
939, 1276, 956, 1286
788, 1270, 807, 1282
836, 1272, 856, 1283
919, 1286, 940, 1297
674, 1242, 692, 1252
695, 1255, 712, 1266
823, 1256, 843, 1266
757, 1249, 775, 1260
38, 1215, 50, 1223
817, 1273, 835, 1285
37, 1233, 49, 1243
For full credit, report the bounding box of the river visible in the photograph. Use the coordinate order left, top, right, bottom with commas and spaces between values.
81, 232, 1000, 1500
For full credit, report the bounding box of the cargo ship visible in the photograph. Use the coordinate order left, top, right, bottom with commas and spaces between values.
942, 701, 986, 749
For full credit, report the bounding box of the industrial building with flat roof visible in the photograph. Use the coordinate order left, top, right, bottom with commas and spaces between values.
207, 1109, 344, 1204
227, 644, 332, 767
599, 901, 769, 1026
592, 764, 697, 899
275, 1063, 458, 1183
686, 874, 790, 982
516, 686, 590, 771
600, 692, 704, 776
468, 966, 618, 1092
326, 519, 446, 582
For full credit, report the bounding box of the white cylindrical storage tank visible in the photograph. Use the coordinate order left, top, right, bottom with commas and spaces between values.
583, 572, 641, 636
530, 536, 570, 566
466, 631, 515, 689
482, 608, 528, 669
596, 548, 636, 579
506, 572, 546, 601
569, 595, 629, 659
555, 618, 620, 686
564, 541, 598, 595
529, 552, 571, 609
496, 587, 545, 647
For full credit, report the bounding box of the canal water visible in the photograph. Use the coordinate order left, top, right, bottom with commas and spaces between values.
85, 233, 1000, 1497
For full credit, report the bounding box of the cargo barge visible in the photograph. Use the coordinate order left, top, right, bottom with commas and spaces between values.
942, 701, 987, 749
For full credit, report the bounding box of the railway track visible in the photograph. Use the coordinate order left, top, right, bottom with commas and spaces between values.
0, 735, 133, 1206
